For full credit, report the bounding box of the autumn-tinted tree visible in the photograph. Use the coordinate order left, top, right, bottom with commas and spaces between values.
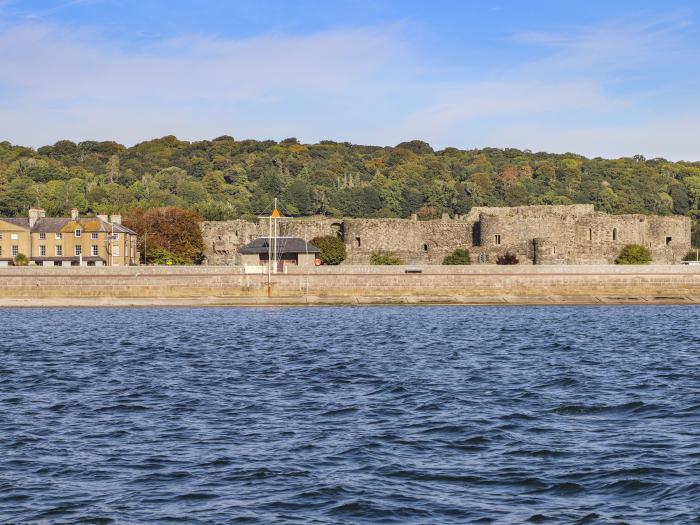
124, 207, 204, 264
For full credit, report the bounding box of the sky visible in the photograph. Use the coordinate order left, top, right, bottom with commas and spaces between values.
0, 0, 699, 160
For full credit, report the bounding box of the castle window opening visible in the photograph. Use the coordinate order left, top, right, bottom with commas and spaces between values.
495, 234, 501, 245
612, 228, 617, 241
355, 237, 361, 247
423, 244, 428, 251
588, 228, 592, 241
666, 236, 672, 245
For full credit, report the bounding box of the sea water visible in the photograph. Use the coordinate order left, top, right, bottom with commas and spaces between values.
1, 306, 699, 523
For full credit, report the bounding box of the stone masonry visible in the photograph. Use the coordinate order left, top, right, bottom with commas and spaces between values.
201, 204, 691, 265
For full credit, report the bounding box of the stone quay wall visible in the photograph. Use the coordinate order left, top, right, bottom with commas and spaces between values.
201, 205, 691, 266
1, 265, 700, 306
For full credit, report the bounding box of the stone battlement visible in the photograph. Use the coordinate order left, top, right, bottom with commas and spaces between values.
201, 205, 691, 265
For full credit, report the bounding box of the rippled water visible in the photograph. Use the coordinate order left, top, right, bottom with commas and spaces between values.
1, 306, 700, 524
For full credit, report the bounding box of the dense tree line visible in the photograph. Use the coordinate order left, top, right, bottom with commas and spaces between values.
1, 136, 699, 245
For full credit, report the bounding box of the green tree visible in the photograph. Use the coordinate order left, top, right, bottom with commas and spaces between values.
615, 244, 652, 265
311, 235, 346, 265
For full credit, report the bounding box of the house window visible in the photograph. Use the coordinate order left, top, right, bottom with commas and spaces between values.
113, 245, 120, 257
75, 245, 82, 256
355, 237, 361, 247
113, 233, 120, 240
39, 232, 46, 240
495, 234, 501, 245
55, 245, 62, 256
11, 233, 18, 240
12, 245, 18, 256
55, 233, 62, 240
0, 246, 2, 256
612, 228, 617, 241
0, 233, 3, 240
75, 229, 81, 238
666, 236, 672, 245
92, 245, 99, 256
39, 245, 46, 256
91, 233, 98, 240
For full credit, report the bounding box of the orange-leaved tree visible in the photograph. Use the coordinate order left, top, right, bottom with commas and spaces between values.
124, 207, 204, 264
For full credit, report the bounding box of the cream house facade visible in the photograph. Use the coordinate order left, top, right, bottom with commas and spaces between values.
0, 208, 138, 266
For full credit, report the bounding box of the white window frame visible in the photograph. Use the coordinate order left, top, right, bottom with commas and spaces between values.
55, 233, 62, 240
39, 245, 46, 257
75, 229, 81, 238
12, 245, 18, 256
91, 232, 98, 240
91, 245, 99, 256
11, 233, 18, 240
55, 245, 63, 256
75, 245, 82, 256
39, 232, 46, 240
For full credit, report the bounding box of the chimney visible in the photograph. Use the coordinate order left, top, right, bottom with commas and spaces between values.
111, 213, 122, 225
71, 208, 79, 221
97, 213, 109, 222
28, 208, 45, 229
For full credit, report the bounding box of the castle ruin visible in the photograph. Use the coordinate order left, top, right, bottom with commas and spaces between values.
201, 204, 691, 265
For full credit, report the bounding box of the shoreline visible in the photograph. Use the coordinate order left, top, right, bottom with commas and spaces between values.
1, 265, 699, 307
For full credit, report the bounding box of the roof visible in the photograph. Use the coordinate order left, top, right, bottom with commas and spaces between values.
0, 218, 30, 229
0, 216, 136, 235
239, 237, 320, 255
34, 218, 72, 233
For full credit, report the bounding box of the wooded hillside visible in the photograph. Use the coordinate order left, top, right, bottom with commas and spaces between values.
1, 136, 699, 244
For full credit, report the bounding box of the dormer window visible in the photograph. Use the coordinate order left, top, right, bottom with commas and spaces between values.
55, 233, 62, 240
75, 229, 81, 238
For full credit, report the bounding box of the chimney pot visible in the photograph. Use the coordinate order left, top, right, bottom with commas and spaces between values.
111, 213, 122, 225
71, 208, 79, 220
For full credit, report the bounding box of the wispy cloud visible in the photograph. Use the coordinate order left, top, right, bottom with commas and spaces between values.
0, 9, 698, 160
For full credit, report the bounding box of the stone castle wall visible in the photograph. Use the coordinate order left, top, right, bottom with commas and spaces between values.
201, 205, 691, 265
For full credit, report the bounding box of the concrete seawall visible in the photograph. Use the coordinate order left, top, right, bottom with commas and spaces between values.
1, 265, 700, 306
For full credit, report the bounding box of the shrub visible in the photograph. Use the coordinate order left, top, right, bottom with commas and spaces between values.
370, 250, 403, 265
13, 253, 29, 266
310, 235, 346, 265
496, 252, 519, 265
146, 247, 189, 265
442, 248, 471, 265
615, 244, 652, 265
683, 249, 700, 262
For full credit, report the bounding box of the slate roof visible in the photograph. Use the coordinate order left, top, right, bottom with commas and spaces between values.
239, 237, 320, 255
0, 218, 30, 229
0, 216, 136, 235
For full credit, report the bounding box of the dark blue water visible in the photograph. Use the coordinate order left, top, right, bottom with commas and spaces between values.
1, 307, 700, 524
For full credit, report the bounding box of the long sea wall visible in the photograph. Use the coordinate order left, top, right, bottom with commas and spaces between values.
1, 265, 700, 306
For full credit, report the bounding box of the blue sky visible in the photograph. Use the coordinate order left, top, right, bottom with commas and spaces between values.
1, 1, 699, 160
